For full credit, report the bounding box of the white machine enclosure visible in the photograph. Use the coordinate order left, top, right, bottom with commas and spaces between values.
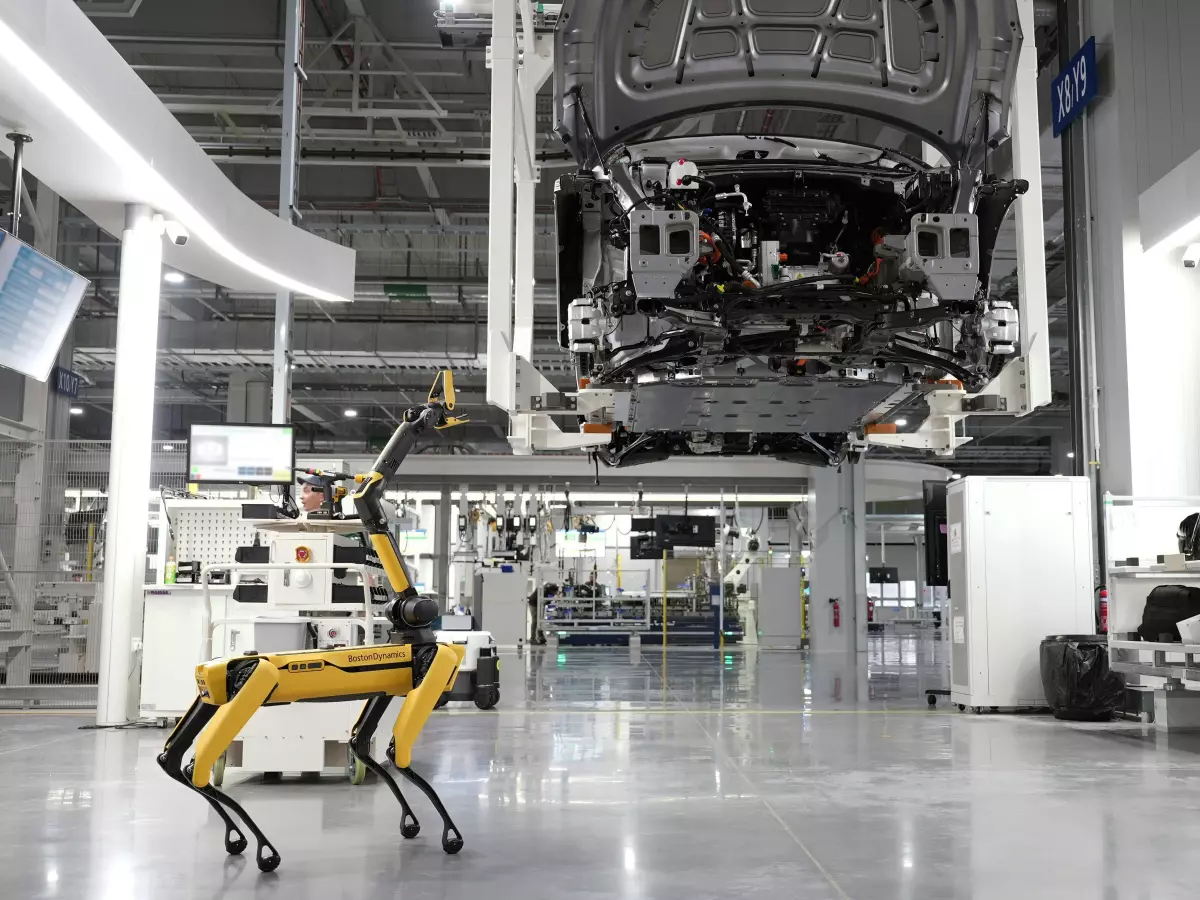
948, 476, 1095, 709
757, 567, 805, 650
434, 629, 495, 671
475, 568, 529, 646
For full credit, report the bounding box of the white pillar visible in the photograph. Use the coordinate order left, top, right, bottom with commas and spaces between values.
95, 204, 162, 726
485, 0, 517, 411
808, 463, 867, 654
513, 179, 536, 362
433, 487, 452, 604
1009, 0, 1052, 414
272, 0, 304, 424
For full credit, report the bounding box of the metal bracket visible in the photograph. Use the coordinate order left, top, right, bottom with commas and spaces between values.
531, 394, 578, 412
963, 395, 1007, 413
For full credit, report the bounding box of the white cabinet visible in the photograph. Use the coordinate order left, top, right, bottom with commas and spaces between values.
948, 477, 1095, 709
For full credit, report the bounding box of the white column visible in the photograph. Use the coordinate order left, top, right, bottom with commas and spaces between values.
433, 487, 451, 604
1010, 0, 1052, 413
272, 0, 304, 424
95, 204, 162, 726
808, 464, 867, 654
513, 179, 536, 363
485, 0, 517, 411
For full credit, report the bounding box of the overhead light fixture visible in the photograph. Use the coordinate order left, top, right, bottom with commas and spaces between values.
0, 20, 351, 303
344, 409, 358, 418
69, 406, 83, 416
163, 271, 185, 284
162, 443, 174, 451
894, 418, 908, 427
950, 473, 962, 480
1066, 451, 1076, 459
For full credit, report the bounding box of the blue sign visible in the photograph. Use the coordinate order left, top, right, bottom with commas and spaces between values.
1052, 37, 1098, 137
51, 365, 81, 398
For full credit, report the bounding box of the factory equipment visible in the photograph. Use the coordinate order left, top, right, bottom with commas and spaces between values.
947, 477, 1095, 711
474, 567, 528, 646
433, 629, 499, 710
757, 567, 805, 649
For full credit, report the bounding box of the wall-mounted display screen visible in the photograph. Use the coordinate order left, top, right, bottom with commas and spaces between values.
187, 424, 295, 485
0, 230, 89, 381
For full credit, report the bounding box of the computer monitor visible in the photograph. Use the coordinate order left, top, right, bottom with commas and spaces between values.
0, 230, 89, 381
187, 424, 295, 485
923, 480, 949, 587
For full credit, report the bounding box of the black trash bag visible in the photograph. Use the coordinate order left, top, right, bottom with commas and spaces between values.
1040, 635, 1125, 721
1138, 584, 1200, 642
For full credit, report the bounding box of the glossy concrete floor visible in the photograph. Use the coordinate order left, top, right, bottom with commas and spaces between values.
4, 635, 1200, 899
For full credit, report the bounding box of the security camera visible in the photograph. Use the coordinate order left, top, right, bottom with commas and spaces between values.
164, 220, 189, 247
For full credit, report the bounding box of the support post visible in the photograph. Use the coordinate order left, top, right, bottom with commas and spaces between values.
716, 489, 725, 649
485, 0, 517, 412
272, 0, 304, 424
6, 132, 31, 237
808, 463, 867, 654
95, 204, 163, 726
433, 487, 451, 606
1009, 0, 1052, 413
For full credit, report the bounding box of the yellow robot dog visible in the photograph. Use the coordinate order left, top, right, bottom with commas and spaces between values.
158, 372, 469, 872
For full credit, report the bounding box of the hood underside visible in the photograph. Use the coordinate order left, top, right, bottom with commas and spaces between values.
554, 0, 1022, 172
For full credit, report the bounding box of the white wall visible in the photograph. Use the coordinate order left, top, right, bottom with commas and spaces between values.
1120, 0, 1200, 196
1085, 1, 1200, 500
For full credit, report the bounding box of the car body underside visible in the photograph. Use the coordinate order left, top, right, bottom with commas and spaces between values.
550, 0, 1029, 467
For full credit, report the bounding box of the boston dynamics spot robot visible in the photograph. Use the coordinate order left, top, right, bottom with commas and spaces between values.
158, 372, 470, 872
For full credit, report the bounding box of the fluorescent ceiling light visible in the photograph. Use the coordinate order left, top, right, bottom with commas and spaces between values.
69, 406, 83, 415
894, 418, 908, 427
163, 271, 185, 284
344, 409, 358, 418
0, 20, 351, 303
1066, 451, 1076, 459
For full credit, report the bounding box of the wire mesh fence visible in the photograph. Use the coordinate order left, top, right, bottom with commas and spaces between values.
0, 440, 187, 708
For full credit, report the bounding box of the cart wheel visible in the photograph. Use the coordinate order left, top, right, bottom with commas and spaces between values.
211, 752, 227, 788
347, 747, 367, 785
973, 707, 983, 715
475, 688, 499, 711
957, 704, 966, 712
927, 694, 938, 707
435, 693, 450, 710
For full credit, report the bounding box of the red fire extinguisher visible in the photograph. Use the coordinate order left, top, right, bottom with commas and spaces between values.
831, 598, 841, 628
1098, 588, 1109, 634
867, 599, 874, 623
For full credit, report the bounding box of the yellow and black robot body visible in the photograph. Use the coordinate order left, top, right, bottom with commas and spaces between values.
158, 372, 474, 873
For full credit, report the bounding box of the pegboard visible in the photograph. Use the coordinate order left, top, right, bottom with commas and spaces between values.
168, 501, 261, 566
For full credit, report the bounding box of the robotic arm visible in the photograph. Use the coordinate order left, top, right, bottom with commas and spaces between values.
353, 370, 466, 599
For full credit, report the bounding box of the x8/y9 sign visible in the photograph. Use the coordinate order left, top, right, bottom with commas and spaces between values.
1052, 37, 1098, 138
